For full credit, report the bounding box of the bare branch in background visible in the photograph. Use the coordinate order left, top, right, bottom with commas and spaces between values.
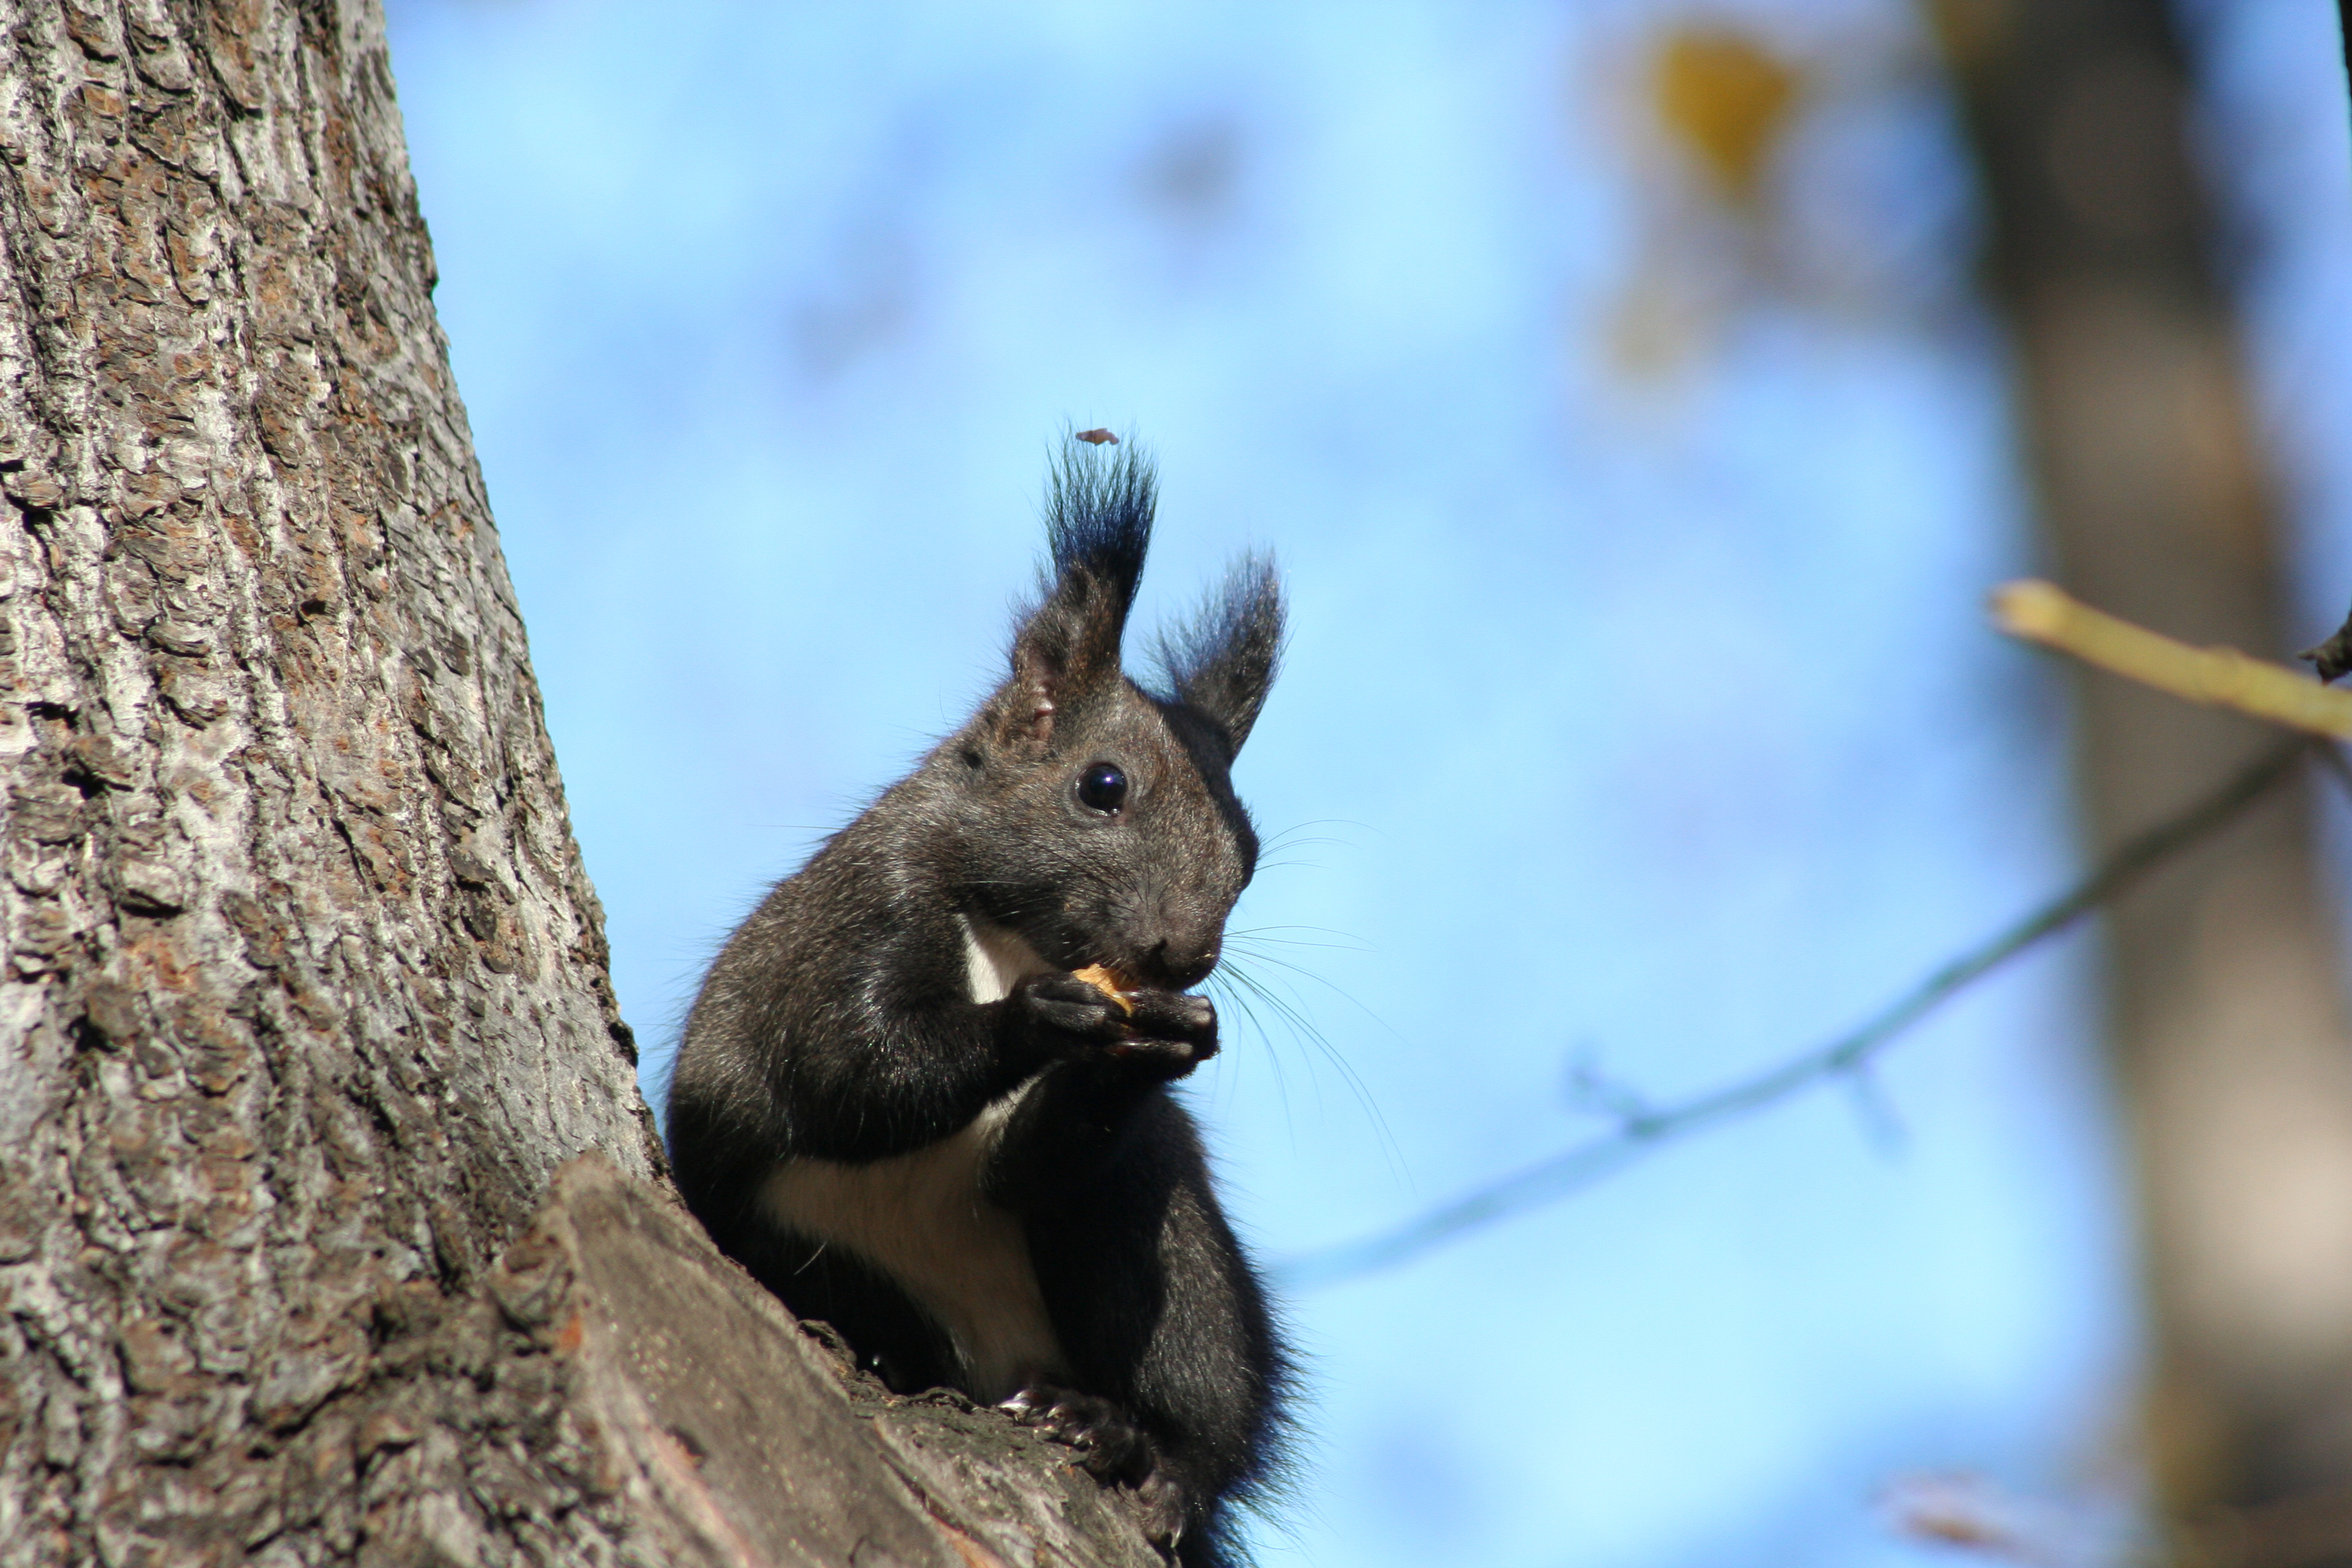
1997, 581, 2352, 736
1290, 576, 2352, 1288
1881, 1471, 2132, 1568
1282, 734, 2311, 1288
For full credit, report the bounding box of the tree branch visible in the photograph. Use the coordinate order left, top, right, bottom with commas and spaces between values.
1995, 580, 2352, 734
1281, 736, 2311, 1288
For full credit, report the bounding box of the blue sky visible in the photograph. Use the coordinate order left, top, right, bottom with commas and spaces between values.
381, 3, 2352, 1564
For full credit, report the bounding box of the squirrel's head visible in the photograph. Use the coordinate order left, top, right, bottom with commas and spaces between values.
941, 437, 1283, 992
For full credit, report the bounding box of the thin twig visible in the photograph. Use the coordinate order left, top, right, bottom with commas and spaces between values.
1995, 580, 2352, 738
1280, 736, 2313, 1289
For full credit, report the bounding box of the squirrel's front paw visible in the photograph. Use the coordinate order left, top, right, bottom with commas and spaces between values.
1124, 990, 1215, 1047
1096, 992, 1218, 1080
1011, 972, 1134, 1050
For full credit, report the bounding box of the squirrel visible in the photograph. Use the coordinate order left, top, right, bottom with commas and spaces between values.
666, 436, 1290, 1565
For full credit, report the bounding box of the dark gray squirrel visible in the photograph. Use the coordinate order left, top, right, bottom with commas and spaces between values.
666, 436, 1291, 1565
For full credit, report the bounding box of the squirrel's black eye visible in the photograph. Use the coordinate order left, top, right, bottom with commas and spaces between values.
1075, 762, 1128, 814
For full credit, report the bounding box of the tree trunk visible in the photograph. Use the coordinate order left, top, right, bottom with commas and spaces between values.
1940, 0, 2352, 1550
2340, 3, 2350, 138
0, 4, 1157, 1564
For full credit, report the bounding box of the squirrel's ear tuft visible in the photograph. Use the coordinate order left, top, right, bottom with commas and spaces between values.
1154, 553, 1284, 759
1043, 432, 1154, 609
995, 434, 1156, 747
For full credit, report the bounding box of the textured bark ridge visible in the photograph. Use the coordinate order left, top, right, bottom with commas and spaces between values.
461, 1155, 1163, 1568
0, 4, 1157, 1565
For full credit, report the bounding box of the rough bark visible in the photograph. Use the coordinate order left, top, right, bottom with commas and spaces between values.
0, 3, 1161, 1565
446, 1154, 1165, 1568
1940, 0, 2352, 1546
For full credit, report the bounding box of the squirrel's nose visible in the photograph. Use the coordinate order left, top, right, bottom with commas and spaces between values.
1143, 938, 1218, 990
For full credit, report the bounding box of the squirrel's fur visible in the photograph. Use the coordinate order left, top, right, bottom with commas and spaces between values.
667, 437, 1290, 1565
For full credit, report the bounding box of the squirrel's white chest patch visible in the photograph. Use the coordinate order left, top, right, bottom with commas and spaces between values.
958, 914, 1054, 1004
759, 917, 1066, 1403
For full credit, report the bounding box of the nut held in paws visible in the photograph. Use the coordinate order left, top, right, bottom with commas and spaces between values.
1071, 964, 1137, 1015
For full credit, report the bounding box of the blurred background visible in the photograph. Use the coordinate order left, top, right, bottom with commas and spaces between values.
378, 2, 2352, 1565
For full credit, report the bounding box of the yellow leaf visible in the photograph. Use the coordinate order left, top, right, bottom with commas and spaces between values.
1653, 29, 1799, 203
